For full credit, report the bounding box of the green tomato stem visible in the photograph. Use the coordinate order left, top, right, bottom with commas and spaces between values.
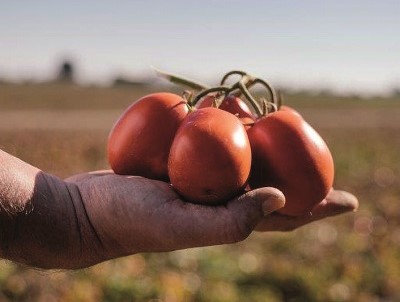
220, 70, 248, 86
152, 66, 209, 91
253, 77, 278, 106
238, 80, 263, 117
261, 97, 278, 115
192, 86, 231, 106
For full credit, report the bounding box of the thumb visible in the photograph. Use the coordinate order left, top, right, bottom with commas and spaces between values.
246, 187, 286, 216
224, 187, 285, 243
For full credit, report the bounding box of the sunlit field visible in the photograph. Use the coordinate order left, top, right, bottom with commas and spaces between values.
0, 83, 399, 301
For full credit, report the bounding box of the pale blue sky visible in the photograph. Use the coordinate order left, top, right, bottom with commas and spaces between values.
1, 0, 399, 94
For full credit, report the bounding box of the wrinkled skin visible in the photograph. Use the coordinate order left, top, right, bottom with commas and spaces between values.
108, 93, 188, 180
0, 151, 357, 270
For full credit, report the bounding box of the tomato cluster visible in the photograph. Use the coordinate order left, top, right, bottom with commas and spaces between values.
107, 70, 334, 216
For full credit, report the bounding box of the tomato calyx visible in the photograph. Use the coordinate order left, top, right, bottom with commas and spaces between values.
154, 68, 299, 126
157, 69, 282, 119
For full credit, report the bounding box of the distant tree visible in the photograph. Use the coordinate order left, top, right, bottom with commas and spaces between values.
392, 88, 400, 97
57, 60, 75, 83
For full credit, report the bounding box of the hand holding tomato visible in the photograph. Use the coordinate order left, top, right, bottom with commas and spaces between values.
108, 69, 354, 220
0, 147, 357, 269
61, 171, 357, 268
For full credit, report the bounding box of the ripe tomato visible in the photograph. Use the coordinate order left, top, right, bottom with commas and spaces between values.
168, 107, 252, 205
108, 92, 188, 180
197, 94, 255, 120
247, 110, 334, 216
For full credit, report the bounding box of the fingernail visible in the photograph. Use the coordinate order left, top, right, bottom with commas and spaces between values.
254, 188, 285, 216
328, 190, 359, 212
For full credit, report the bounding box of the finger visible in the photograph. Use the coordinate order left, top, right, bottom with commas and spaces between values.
224, 188, 285, 240
255, 189, 358, 232
227, 187, 285, 218
162, 187, 285, 249
311, 189, 359, 219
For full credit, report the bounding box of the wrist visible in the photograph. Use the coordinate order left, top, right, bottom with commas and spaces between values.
2, 171, 85, 269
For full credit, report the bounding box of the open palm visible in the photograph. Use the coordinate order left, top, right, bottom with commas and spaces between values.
65, 171, 358, 268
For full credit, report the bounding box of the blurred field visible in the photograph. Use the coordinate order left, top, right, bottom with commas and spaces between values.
0, 83, 399, 301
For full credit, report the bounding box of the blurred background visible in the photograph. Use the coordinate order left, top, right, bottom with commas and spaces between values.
0, 1, 399, 301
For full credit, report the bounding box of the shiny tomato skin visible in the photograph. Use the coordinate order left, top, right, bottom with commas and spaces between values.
197, 95, 255, 119
168, 107, 252, 205
108, 92, 188, 180
248, 111, 334, 216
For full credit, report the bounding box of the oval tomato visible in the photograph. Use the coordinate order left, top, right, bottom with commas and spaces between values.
197, 94, 255, 120
247, 110, 334, 216
168, 107, 251, 205
108, 92, 188, 180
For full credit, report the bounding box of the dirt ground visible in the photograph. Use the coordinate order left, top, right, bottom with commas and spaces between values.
1, 107, 399, 131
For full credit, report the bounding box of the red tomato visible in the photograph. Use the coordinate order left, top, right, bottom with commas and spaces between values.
108, 92, 188, 180
168, 107, 252, 205
195, 94, 217, 109
197, 95, 255, 120
247, 110, 334, 216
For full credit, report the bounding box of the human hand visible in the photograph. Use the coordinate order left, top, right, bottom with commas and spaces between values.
64, 171, 284, 268
64, 172, 358, 268
255, 189, 358, 232
0, 146, 357, 270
